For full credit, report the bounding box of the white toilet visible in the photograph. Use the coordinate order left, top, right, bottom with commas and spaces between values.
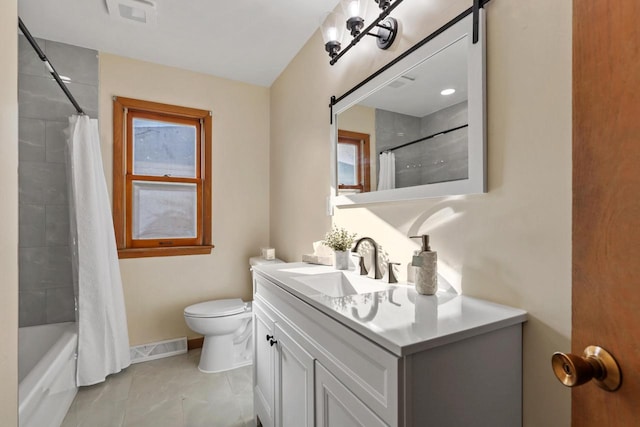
184, 299, 252, 373
184, 256, 282, 373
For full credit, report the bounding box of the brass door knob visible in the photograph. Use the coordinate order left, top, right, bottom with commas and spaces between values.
551, 345, 621, 392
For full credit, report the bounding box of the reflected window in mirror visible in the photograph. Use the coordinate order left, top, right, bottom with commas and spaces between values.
337, 130, 371, 194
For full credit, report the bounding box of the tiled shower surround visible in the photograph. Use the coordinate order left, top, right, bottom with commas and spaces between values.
18, 35, 99, 327
375, 101, 469, 188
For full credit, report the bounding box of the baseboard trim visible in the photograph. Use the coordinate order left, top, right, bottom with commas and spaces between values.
130, 337, 187, 364
187, 337, 204, 350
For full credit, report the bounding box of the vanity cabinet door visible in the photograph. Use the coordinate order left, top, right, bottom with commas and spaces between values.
274, 322, 314, 427
254, 303, 276, 427
315, 362, 387, 427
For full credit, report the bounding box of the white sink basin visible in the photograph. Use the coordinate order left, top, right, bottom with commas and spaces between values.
293, 271, 391, 297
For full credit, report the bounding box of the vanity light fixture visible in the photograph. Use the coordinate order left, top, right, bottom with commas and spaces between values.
321, 0, 403, 65
324, 0, 488, 67
441, 88, 456, 96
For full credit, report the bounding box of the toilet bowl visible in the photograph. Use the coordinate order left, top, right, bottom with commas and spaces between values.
184, 299, 252, 373
185, 256, 283, 373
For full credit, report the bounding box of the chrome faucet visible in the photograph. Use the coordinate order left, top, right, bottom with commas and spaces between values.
351, 237, 383, 279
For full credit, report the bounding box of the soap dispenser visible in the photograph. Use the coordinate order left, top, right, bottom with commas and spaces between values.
410, 235, 437, 295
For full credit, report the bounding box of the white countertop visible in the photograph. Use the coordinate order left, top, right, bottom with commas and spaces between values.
254, 262, 527, 356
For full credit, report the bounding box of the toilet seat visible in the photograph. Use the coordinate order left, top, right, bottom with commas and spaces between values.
184, 298, 247, 318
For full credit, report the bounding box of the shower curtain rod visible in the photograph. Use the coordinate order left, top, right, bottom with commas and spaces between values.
18, 17, 85, 115
379, 124, 468, 155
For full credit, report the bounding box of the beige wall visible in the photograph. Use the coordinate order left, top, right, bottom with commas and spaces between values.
99, 54, 270, 345
0, 0, 19, 424
270, 1, 571, 426
337, 105, 377, 191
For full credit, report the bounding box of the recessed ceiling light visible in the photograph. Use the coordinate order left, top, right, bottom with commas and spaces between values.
440, 88, 456, 96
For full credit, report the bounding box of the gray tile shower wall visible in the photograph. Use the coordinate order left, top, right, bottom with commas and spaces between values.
18, 35, 98, 327
375, 102, 469, 188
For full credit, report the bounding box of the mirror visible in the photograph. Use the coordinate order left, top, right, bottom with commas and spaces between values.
331, 10, 486, 207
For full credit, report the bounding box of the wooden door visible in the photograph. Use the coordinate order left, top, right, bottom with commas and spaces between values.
573, 0, 640, 424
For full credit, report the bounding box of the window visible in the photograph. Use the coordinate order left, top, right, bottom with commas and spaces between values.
113, 97, 213, 258
337, 130, 371, 194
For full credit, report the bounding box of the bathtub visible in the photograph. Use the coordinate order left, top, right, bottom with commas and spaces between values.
19, 322, 78, 427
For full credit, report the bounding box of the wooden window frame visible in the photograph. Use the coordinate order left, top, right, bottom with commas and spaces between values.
113, 97, 213, 258
337, 129, 371, 193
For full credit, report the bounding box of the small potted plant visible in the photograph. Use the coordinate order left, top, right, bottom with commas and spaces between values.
323, 226, 357, 270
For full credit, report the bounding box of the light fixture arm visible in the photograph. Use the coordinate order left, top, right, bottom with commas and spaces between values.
330, 0, 403, 65
365, 19, 395, 38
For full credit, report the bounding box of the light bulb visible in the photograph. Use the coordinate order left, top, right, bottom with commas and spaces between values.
327, 27, 338, 42
441, 88, 456, 96
347, 1, 360, 17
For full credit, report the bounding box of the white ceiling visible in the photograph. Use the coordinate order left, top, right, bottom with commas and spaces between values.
358, 36, 468, 117
18, 0, 341, 87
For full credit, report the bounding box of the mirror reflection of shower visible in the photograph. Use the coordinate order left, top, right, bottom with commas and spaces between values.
337, 36, 469, 194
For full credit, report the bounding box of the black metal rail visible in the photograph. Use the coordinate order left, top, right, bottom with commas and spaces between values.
379, 124, 468, 155
18, 17, 85, 115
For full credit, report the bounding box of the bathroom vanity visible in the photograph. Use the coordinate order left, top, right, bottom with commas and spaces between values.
252, 263, 526, 427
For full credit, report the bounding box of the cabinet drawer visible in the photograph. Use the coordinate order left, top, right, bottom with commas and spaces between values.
254, 274, 400, 426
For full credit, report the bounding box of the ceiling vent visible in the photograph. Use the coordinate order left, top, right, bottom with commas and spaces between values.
388, 75, 416, 89
106, 0, 157, 26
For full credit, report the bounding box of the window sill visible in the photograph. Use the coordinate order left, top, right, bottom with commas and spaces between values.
117, 245, 214, 259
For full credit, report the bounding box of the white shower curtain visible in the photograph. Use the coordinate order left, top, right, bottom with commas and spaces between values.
378, 152, 396, 191
67, 115, 130, 386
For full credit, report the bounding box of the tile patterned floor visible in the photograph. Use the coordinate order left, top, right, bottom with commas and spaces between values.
61, 349, 255, 427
